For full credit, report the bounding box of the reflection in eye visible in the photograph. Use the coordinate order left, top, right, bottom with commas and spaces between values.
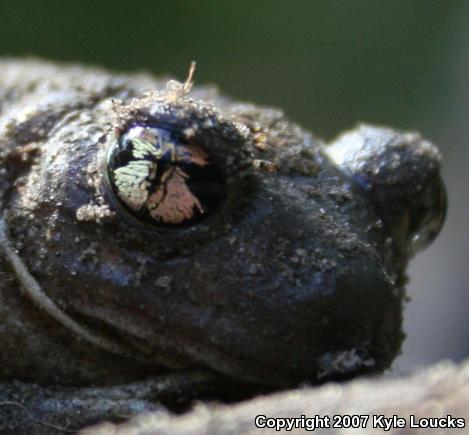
107, 125, 225, 227
407, 178, 447, 256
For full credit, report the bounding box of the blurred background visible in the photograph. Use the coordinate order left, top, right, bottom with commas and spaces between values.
1, 0, 467, 372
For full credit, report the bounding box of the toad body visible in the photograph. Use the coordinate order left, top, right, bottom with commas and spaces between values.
0, 59, 446, 432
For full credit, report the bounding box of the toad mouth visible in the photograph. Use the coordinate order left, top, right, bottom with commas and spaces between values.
71, 300, 298, 389
0, 218, 297, 388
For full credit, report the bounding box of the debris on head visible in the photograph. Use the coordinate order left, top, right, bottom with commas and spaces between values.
165, 61, 196, 103
109, 61, 197, 124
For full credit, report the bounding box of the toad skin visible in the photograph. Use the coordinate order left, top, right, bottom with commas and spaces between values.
0, 59, 445, 432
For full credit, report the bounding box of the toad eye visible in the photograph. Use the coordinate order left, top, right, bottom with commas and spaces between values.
106, 125, 225, 227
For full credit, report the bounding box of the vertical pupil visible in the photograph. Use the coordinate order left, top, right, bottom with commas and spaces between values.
107, 125, 225, 227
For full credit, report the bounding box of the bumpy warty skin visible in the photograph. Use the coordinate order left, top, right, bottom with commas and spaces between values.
0, 58, 447, 432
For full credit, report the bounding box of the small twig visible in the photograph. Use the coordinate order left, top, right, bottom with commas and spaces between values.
166, 61, 197, 102
183, 61, 197, 94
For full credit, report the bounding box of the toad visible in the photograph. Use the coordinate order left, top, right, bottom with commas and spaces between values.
0, 59, 446, 433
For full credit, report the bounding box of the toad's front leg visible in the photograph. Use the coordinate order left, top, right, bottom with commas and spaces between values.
0, 371, 228, 434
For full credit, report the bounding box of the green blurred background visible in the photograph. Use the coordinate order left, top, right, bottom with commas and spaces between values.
1, 0, 468, 371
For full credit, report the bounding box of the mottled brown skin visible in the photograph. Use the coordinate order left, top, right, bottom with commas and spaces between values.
0, 59, 445, 433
